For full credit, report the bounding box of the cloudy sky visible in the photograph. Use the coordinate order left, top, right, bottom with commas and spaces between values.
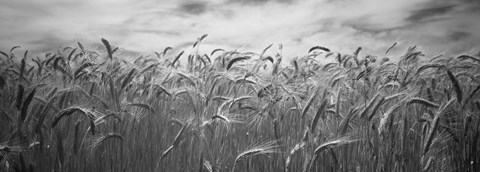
1, 0, 479, 59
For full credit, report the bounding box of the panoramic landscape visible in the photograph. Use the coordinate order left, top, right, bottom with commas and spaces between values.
1, 0, 480, 172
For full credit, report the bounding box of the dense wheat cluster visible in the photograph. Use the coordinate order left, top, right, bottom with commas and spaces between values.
1, 35, 479, 172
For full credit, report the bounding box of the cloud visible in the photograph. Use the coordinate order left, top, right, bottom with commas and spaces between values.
406, 4, 456, 22
0, 0, 479, 60
178, 1, 209, 15
447, 31, 470, 42
227, 0, 294, 5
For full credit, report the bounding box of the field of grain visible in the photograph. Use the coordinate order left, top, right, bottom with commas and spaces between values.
1, 36, 479, 172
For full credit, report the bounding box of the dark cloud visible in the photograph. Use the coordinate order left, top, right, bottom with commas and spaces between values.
227, 0, 293, 5
348, 24, 397, 35
447, 31, 470, 41
458, 0, 480, 12
178, 1, 208, 15
406, 5, 456, 22
459, 0, 480, 5
343, 16, 404, 36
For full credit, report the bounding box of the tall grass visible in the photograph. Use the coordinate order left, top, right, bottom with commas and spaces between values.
0, 37, 479, 172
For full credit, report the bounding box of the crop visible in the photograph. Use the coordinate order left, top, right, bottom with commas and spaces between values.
0, 36, 479, 171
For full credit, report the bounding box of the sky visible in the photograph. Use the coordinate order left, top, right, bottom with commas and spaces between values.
1, 0, 479, 60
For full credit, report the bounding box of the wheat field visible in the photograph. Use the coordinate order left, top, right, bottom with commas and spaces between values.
0, 36, 479, 172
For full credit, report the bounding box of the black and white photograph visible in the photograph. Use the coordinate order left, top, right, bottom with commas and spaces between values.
1, 0, 480, 171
